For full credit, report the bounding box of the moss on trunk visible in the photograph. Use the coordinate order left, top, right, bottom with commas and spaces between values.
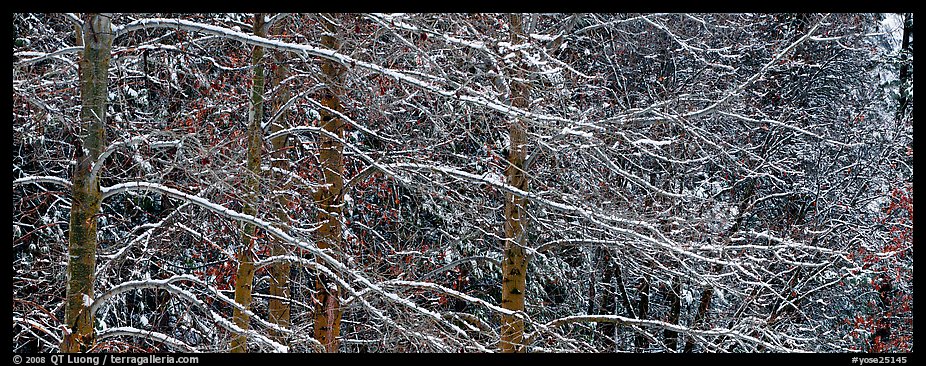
312, 14, 346, 353
267, 25, 293, 346
61, 13, 112, 353
500, 13, 530, 354
230, 13, 266, 353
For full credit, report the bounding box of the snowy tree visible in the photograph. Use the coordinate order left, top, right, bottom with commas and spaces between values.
12, 12, 912, 353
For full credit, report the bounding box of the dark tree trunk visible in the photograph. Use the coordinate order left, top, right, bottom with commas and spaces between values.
595, 248, 617, 351
664, 276, 682, 352
896, 13, 913, 121
634, 277, 650, 351
684, 287, 714, 353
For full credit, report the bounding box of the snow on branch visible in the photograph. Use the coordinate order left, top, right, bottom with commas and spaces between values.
63, 13, 83, 28
386, 162, 757, 275
97, 327, 196, 353
417, 256, 501, 281
97, 201, 193, 275
13, 316, 61, 345
258, 253, 474, 351
267, 126, 407, 185
591, 146, 693, 200
260, 85, 319, 133
90, 275, 288, 352
366, 13, 494, 55
99, 180, 479, 350
90, 134, 152, 180
14, 46, 82, 67
386, 162, 670, 237
90, 275, 292, 334
575, 13, 666, 34
682, 15, 829, 119
255, 255, 313, 271
600, 14, 829, 128
91, 275, 197, 314
528, 314, 804, 352
738, 230, 841, 256
300, 97, 401, 144
718, 111, 863, 148
13, 176, 72, 190
261, 165, 318, 191
262, 13, 291, 33
383, 280, 519, 318
112, 18, 571, 125
100, 181, 314, 237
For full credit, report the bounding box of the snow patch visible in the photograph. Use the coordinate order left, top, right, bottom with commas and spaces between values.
879, 13, 905, 52
561, 127, 593, 138
482, 172, 505, 185
133, 153, 153, 172
631, 138, 674, 147
529, 33, 558, 41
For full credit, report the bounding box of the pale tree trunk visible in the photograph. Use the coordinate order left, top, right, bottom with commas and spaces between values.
61, 13, 113, 353
230, 13, 266, 353
313, 13, 346, 353
267, 23, 293, 347
500, 13, 530, 354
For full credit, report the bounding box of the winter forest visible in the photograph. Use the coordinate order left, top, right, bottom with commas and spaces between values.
12, 13, 913, 353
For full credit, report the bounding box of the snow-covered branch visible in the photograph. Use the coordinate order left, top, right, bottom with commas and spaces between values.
14, 46, 82, 67
528, 314, 804, 353
112, 18, 572, 125
13, 176, 72, 190
97, 327, 196, 352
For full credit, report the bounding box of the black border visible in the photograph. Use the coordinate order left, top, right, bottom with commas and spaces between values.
9, 5, 920, 364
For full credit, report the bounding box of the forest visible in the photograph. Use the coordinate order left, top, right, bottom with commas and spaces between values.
12, 13, 913, 353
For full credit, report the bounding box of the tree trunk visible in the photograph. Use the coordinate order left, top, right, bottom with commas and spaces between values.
267, 24, 293, 347
586, 249, 598, 316
313, 14, 346, 353
500, 13, 530, 354
614, 263, 637, 320
896, 13, 913, 121
684, 286, 714, 353
230, 13, 266, 353
61, 13, 112, 353
664, 276, 682, 352
634, 277, 650, 352
595, 248, 617, 351
684, 183, 756, 353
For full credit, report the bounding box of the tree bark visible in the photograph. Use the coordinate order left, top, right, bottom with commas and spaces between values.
313, 14, 346, 353
684, 182, 757, 353
267, 23, 293, 347
634, 277, 650, 351
230, 13, 266, 353
896, 13, 913, 121
61, 13, 113, 353
595, 248, 617, 351
664, 276, 682, 352
500, 13, 531, 354
684, 286, 714, 353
